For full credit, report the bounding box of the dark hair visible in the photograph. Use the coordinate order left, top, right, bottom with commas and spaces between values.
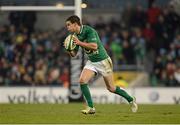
66, 15, 81, 26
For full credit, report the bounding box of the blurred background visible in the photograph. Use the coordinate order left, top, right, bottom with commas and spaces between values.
0, 0, 180, 104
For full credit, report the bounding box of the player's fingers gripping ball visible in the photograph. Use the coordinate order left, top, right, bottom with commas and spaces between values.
64, 34, 79, 51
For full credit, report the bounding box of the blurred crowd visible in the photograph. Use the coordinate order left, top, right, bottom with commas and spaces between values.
0, 1, 180, 87
0, 11, 70, 87
91, 2, 180, 86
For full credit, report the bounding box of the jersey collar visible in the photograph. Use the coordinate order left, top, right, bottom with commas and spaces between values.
79, 25, 83, 34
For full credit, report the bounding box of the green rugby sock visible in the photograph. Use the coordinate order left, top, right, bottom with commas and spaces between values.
80, 84, 94, 108
115, 86, 133, 103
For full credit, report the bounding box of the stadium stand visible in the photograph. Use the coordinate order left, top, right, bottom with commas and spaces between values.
0, 0, 179, 87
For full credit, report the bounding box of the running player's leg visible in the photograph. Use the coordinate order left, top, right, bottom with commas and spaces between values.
103, 73, 138, 112
103, 73, 133, 102
79, 68, 96, 114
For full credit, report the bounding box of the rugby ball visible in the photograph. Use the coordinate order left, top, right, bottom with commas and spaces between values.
64, 34, 77, 51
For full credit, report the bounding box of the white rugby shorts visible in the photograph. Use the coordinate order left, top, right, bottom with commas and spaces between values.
84, 57, 113, 76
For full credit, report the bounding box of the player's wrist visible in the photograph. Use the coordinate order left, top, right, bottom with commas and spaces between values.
76, 40, 82, 46
78, 41, 86, 47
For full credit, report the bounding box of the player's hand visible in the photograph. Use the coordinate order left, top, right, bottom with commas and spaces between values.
73, 36, 81, 45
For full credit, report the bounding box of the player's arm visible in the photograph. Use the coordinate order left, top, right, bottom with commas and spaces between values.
73, 36, 97, 51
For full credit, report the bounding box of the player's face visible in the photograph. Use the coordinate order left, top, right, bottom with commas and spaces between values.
66, 21, 77, 33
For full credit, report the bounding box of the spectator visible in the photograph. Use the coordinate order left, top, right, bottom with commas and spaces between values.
154, 14, 169, 51
34, 59, 47, 85
59, 68, 70, 88
143, 22, 155, 50
8, 11, 23, 30
121, 2, 135, 28
174, 68, 180, 85
131, 28, 146, 68
48, 68, 60, 86
22, 11, 37, 34
147, 2, 161, 26
110, 32, 122, 67
130, 4, 147, 28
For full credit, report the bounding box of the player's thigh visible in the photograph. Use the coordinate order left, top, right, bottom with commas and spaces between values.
103, 73, 116, 92
97, 57, 113, 76
79, 68, 95, 84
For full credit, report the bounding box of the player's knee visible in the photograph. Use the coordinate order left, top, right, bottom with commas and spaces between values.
79, 78, 88, 83
107, 87, 116, 93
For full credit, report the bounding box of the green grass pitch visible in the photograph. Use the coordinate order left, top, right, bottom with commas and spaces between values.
0, 103, 180, 124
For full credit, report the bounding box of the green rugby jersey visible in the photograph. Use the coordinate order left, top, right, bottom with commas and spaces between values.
75, 25, 108, 62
